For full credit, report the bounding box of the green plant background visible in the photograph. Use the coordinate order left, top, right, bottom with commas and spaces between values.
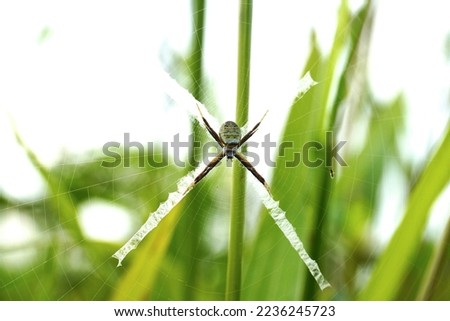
1, 0, 449, 300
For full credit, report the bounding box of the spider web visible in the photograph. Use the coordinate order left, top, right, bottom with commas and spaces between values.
111, 69, 330, 290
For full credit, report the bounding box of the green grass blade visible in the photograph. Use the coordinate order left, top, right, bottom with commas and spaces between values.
417, 217, 450, 300
226, 0, 253, 301
359, 125, 450, 300
176, 0, 207, 300
328, 1, 373, 130
13, 126, 83, 242
111, 202, 183, 300
303, 0, 373, 300
318, 0, 351, 130
242, 34, 325, 300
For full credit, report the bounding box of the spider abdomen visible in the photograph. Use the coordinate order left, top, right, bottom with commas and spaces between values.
219, 121, 241, 159
219, 121, 241, 146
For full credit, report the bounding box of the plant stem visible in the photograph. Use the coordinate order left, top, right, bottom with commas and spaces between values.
183, 0, 206, 300
226, 0, 253, 301
189, 0, 205, 103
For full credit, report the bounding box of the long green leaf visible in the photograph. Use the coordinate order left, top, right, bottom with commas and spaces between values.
111, 201, 183, 300
359, 125, 450, 300
13, 126, 83, 242
242, 33, 326, 300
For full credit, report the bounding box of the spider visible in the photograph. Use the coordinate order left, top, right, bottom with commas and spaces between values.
184, 104, 272, 196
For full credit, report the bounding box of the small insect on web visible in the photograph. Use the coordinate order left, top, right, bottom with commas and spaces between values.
112, 69, 331, 290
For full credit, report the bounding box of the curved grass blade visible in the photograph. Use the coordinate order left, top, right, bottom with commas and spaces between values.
358, 125, 450, 300
111, 202, 182, 299
12, 122, 83, 242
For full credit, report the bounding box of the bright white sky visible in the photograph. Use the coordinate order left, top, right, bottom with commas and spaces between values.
0, 0, 449, 245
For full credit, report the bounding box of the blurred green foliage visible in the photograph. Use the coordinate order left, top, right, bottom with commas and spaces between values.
1, 0, 449, 300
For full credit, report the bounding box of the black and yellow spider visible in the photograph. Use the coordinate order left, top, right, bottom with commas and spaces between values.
184, 104, 271, 195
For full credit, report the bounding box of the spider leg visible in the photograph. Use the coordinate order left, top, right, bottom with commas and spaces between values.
196, 103, 225, 147
183, 150, 225, 195
235, 151, 272, 196
238, 110, 268, 147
